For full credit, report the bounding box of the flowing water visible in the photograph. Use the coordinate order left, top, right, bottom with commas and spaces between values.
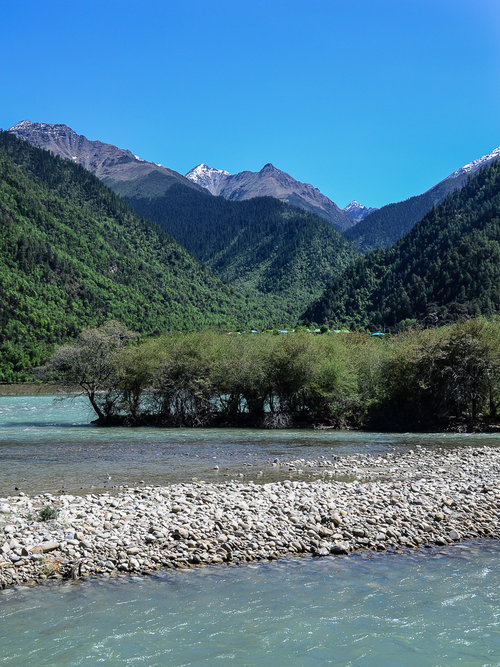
0, 395, 498, 496
1, 542, 499, 666
1, 395, 499, 665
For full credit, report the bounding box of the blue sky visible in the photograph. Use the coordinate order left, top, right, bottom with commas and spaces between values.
2, 0, 499, 207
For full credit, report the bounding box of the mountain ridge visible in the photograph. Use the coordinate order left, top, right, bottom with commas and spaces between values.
304, 162, 500, 329
345, 144, 500, 252
8, 120, 208, 199
185, 160, 355, 231
9, 121, 360, 315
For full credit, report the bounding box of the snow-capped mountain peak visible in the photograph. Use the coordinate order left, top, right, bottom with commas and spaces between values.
448, 146, 500, 180
185, 163, 231, 195
344, 200, 377, 222
185, 162, 356, 230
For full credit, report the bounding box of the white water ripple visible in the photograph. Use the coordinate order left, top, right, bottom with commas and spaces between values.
0, 542, 499, 666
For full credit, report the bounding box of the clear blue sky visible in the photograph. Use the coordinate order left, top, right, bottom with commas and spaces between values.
2, 0, 499, 207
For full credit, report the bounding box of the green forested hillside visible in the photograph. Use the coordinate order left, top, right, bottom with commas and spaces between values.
121, 186, 360, 315
304, 163, 500, 329
0, 132, 280, 380
344, 188, 448, 252
343, 164, 488, 253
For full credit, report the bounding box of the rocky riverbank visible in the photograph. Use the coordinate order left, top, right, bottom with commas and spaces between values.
1, 446, 499, 588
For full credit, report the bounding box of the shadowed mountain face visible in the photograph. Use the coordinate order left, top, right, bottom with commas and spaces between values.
8, 121, 359, 320
345, 146, 500, 252
304, 162, 500, 329
8, 121, 207, 199
186, 162, 355, 232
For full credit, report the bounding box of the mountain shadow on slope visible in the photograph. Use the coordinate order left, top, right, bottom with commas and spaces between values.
303, 163, 500, 329
0, 132, 278, 380
123, 185, 360, 317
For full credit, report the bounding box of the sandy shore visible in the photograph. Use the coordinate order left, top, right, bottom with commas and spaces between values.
1, 446, 499, 588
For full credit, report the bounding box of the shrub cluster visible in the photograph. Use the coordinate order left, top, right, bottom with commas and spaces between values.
41, 319, 499, 430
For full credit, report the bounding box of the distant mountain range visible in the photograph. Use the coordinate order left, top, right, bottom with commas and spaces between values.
185, 162, 356, 231
8, 122, 355, 231
7, 121, 359, 319
345, 145, 500, 252
304, 161, 500, 328
10, 120, 499, 253
186, 164, 375, 225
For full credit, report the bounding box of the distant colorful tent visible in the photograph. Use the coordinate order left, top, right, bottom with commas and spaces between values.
370, 332, 385, 337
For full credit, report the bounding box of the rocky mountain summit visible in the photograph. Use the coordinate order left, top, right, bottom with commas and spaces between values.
185, 163, 230, 195
186, 161, 355, 231
343, 200, 377, 222
8, 121, 205, 198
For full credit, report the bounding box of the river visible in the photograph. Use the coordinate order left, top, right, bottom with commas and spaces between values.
1, 395, 499, 665
1, 395, 498, 496
1, 542, 499, 665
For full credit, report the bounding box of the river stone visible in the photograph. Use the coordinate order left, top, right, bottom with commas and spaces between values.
40, 542, 60, 553
126, 547, 141, 555
331, 542, 350, 555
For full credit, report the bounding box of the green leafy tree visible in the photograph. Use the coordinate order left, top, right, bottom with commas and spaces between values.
39, 321, 136, 424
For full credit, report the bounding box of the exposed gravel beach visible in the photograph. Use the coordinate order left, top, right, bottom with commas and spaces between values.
1, 446, 499, 588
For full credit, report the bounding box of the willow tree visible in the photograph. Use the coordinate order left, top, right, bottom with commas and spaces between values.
39, 321, 137, 424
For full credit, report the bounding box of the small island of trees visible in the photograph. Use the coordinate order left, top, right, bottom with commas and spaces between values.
40, 318, 499, 432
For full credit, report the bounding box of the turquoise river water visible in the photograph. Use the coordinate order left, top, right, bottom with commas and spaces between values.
0, 395, 499, 665
1, 395, 498, 495
1, 542, 499, 665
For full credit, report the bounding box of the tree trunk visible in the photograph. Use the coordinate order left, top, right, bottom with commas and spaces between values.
489, 386, 497, 419
87, 389, 105, 423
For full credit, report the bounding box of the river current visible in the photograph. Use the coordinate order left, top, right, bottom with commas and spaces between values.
1, 395, 499, 665
1, 543, 499, 665
1, 395, 498, 496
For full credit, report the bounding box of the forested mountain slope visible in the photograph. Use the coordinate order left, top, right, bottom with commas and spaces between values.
304, 163, 500, 329
0, 132, 276, 380
10, 122, 360, 314
126, 187, 360, 315
344, 146, 500, 252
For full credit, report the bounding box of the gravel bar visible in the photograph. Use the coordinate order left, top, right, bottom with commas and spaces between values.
1, 446, 499, 588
